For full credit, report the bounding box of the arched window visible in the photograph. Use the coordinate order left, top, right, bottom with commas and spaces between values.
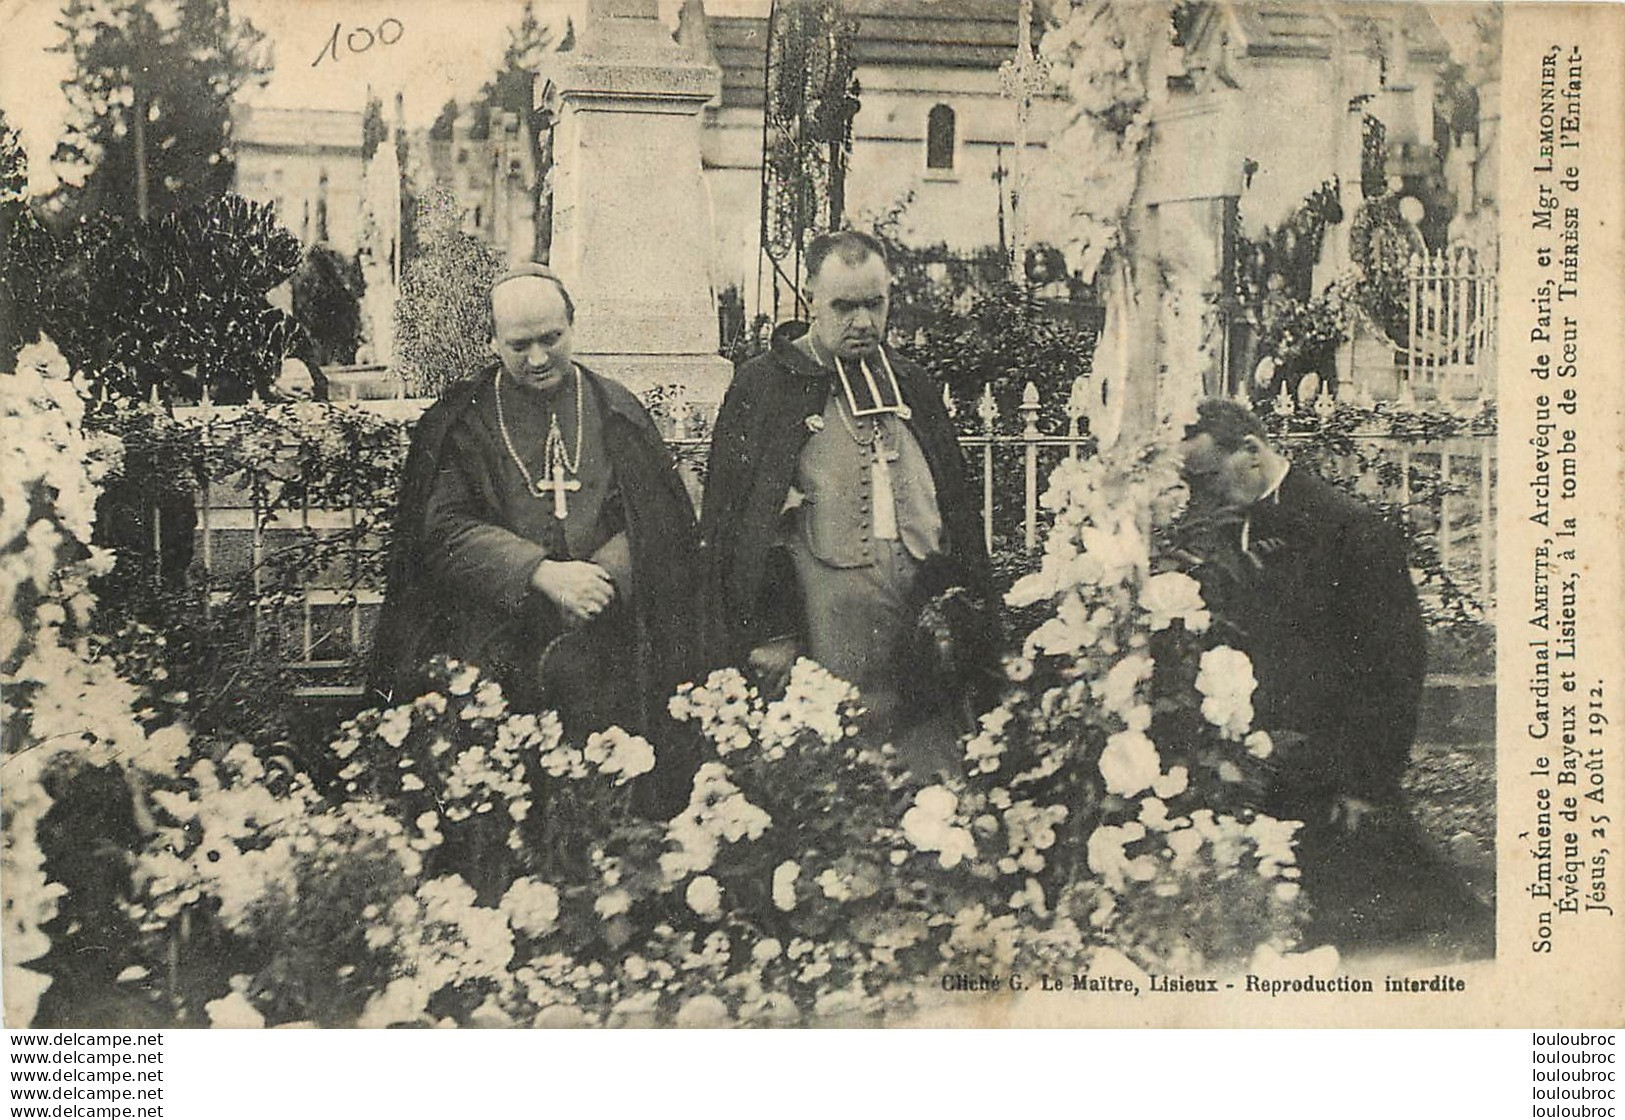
926, 104, 956, 171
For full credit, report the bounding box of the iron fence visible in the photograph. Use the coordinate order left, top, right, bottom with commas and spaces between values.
164, 389, 1495, 699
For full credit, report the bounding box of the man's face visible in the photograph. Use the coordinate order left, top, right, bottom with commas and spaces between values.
491, 277, 573, 392
807, 252, 891, 361
1180, 432, 1271, 510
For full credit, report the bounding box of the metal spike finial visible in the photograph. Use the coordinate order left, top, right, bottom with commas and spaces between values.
976, 384, 999, 428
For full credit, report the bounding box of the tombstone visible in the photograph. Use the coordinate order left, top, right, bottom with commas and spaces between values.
538, 0, 733, 407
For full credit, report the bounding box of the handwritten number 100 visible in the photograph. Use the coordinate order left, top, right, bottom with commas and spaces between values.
312, 19, 404, 67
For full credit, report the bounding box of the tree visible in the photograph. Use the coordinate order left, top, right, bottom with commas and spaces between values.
52, 0, 271, 222
292, 246, 366, 367
2, 109, 37, 369
361, 94, 389, 163
8, 193, 302, 403
465, 1, 570, 261
394, 186, 504, 397
468, 1, 563, 139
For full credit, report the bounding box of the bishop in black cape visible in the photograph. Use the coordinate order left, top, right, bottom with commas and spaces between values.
369, 363, 703, 813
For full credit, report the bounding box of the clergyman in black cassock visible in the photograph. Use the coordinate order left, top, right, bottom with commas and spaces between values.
370, 267, 702, 812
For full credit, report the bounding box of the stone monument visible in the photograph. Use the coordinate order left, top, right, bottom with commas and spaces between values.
538, 0, 733, 405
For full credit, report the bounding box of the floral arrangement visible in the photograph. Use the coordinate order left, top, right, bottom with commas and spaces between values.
1028, 0, 1161, 285
1, 338, 191, 1026
946, 431, 1307, 970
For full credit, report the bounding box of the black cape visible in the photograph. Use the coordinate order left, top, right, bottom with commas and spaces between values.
369, 363, 703, 808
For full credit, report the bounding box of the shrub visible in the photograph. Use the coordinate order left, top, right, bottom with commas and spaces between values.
4, 195, 302, 403
394, 187, 504, 396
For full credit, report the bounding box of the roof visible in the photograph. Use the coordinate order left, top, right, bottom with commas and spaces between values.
710, 16, 770, 110
849, 0, 1021, 69
707, 0, 1027, 110
1197, 2, 1449, 63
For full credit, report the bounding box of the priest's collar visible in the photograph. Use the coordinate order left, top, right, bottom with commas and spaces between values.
1255, 459, 1291, 507
773, 323, 907, 417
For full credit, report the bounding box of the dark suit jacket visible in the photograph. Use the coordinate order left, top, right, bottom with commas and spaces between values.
1215, 468, 1428, 815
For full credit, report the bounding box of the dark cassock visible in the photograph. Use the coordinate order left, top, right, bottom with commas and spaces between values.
700, 323, 994, 777
1193, 465, 1492, 955
371, 361, 702, 809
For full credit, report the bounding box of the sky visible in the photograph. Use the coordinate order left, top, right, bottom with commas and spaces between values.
0, 0, 769, 196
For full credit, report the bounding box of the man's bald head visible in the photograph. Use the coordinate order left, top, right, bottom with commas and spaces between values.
490, 265, 576, 392
491, 264, 575, 325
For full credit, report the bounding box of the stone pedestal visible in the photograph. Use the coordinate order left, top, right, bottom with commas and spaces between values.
539, 0, 733, 407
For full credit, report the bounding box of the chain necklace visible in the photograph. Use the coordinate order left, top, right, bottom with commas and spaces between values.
493, 364, 584, 514
830, 391, 901, 468
831, 392, 880, 448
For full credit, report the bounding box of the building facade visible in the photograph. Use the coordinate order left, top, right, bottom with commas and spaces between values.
694, 0, 1062, 321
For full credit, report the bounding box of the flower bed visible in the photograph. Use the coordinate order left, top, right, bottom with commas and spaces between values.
4, 339, 1320, 1027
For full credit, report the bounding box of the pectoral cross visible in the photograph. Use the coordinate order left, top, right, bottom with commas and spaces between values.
872, 422, 901, 540
541, 461, 581, 520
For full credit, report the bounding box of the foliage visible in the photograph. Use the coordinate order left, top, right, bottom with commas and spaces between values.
1232, 181, 1348, 396
10, 338, 1444, 1027
1, 110, 33, 370
395, 187, 505, 396
1340, 194, 1426, 347
5, 194, 303, 402
760, 0, 861, 274
51, 0, 272, 221
0, 337, 191, 1026
89, 397, 409, 729
91, 427, 1312, 1027
968, 431, 1306, 969
1026, 0, 1160, 284
883, 240, 1010, 347
903, 281, 1098, 434
467, 0, 563, 142
1259, 396, 1497, 628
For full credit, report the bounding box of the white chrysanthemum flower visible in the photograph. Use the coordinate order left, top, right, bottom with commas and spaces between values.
413, 692, 448, 717
900, 785, 976, 869
1095, 653, 1152, 717
1246, 815, 1302, 879
772, 860, 801, 912
1138, 570, 1211, 633
445, 663, 480, 696
584, 727, 657, 784
1245, 730, 1274, 759
674, 993, 731, 1028
204, 986, 264, 1029
500, 877, 562, 937
1195, 646, 1257, 740
685, 874, 723, 919
593, 888, 633, 919
1151, 765, 1189, 799
376, 706, 413, 748
1097, 730, 1160, 797
357, 977, 430, 1029
815, 868, 853, 902
1086, 822, 1158, 891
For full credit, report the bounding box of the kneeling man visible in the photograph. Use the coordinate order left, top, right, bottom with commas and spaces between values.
1179, 398, 1491, 954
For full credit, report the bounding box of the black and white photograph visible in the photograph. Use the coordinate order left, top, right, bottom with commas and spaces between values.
0, 0, 1619, 1049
